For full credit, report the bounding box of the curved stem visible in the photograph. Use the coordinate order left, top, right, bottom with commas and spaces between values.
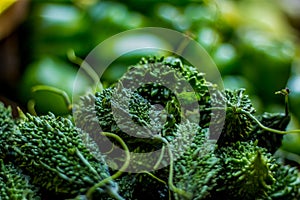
154, 136, 192, 199
275, 88, 290, 117
104, 143, 115, 155
139, 170, 167, 185
27, 99, 37, 116
240, 110, 300, 134
101, 132, 131, 177
86, 132, 130, 199
153, 145, 165, 170
31, 85, 72, 112
204, 106, 300, 134
166, 144, 192, 199
67, 49, 102, 92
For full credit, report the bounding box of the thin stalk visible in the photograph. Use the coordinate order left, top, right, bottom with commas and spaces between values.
275, 88, 290, 117
27, 99, 37, 116
139, 170, 167, 185
86, 132, 130, 199
31, 85, 72, 111
240, 110, 300, 134
153, 145, 165, 170
285, 93, 289, 117
204, 106, 300, 134
67, 49, 102, 92
153, 136, 192, 199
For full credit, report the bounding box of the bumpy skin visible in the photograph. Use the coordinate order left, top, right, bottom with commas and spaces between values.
119, 173, 169, 200
0, 102, 15, 158
75, 56, 221, 150
270, 165, 300, 200
75, 86, 170, 173
115, 57, 184, 135
111, 175, 137, 200
249, 112, 290, 153
73, 56, 300, 200
77, 87, 172, 195
0, 159, 40, 200
119, 56, 221, 130
11, 113, 117, 199
215, 141, 277, 200
171, 122, 220, 200
101, 87, 164, 139
73, 92, 113, 153
215, 89, 256, 147
103, 172, 169, 200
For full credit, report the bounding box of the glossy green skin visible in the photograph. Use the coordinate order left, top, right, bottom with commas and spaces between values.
0, 160, 40, 200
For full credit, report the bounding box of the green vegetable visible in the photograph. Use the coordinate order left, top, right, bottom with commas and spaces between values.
112, 172, 169, 200
249, 112, 290, 153
270, 165, 300, 199
9, 112, 121, 199
75, 87, 166, 153
0, 102, 15, 159
2, 54, 300, 199
0, 159, 40, 200
215, 141, 277, 200
215, 88, 256, 147
64, 55, 220, 145
74, 56, 300, 200
119, 56, 220, 129
171, 122, 220, 200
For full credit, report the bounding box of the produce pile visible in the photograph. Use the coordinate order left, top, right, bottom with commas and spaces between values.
14, 0, 300, 158
1, 57, 300, 200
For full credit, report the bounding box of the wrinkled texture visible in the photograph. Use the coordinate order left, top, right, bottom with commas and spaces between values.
270, 165, 300, 199
171, 122, 220, 200
120, 56, 221, 130
4, 56, 297, 199
73, 56, 299, 200
216, 141, 277, 199
216, 89, 256, 147
0, 102, 15, 158
0, 159, 40, 200
10, 113, 117, 198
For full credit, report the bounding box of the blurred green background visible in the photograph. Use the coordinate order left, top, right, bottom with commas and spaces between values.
1, 0, 300, 161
